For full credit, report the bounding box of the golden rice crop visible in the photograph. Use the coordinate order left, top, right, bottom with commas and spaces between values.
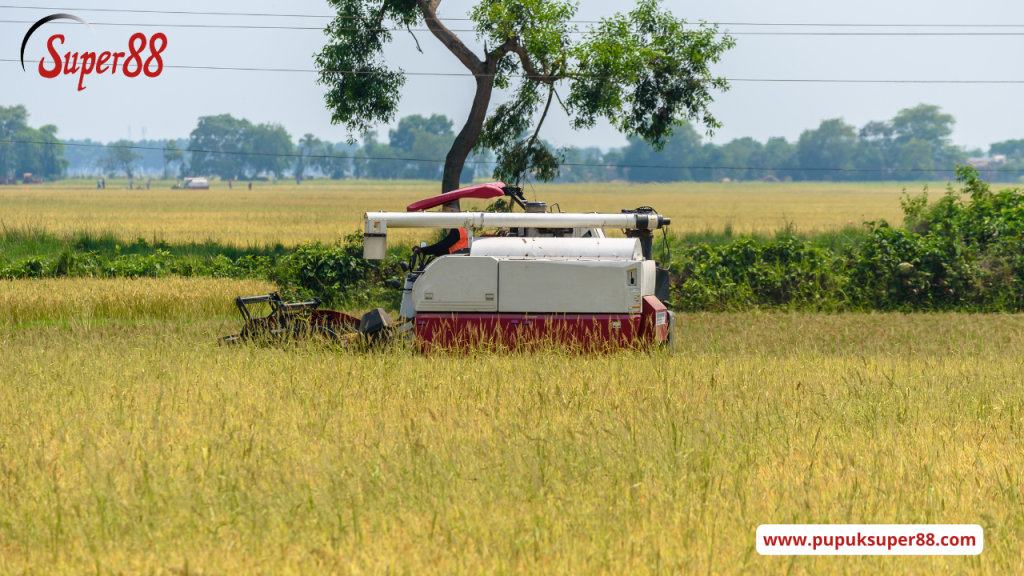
0, 277, 276, 326
0, 303, 1021, 574
1, 179, 916, 246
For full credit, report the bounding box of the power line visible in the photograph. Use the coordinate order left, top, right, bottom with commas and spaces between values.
0, 4, 339, 18
7, 20, 1024, 35
1, 138, 1018, 173
3, 59, 1023, 84
2, 5, 1024, 28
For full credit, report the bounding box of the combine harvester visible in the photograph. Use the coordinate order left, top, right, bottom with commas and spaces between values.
364, 183, 675, 351
225, 183, 674, 352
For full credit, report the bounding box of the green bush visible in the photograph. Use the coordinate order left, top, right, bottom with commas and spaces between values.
669, 165, 1024, 312
673, 235, 842, 311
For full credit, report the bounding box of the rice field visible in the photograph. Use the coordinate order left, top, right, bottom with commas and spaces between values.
0, 279, 1021, 573
2, 181, 1021, 573
0, 179, 916, 246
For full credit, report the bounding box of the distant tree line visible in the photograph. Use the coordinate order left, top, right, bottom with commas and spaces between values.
606, 104, 1009, 183
5, 103, 1024, 183
0, 105, 67, 181
57, 112, 491, 183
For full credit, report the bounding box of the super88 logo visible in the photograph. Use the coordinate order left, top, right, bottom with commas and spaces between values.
41, 33, 167, 91
21, 14, 167, 91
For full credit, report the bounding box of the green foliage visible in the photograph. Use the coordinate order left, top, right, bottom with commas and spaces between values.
388, 114, 454, 180
491, 138, 562, 184
318, 0, 734, 189
187, 114, 294, 179
672, 234, 841, 311
567, 0, 734, 143
797, 119, 858, 180
1, 231, 404, 310
844, 222, 976, 309
162, 140, 184, 178
294, 133, 324, 178
0, 105, 68, 180
989, 138, 1024, 159
892, 104, 955, 147
669, 166, 1024, 312
614, 103, 973, 183
316, 142, 351, 179
353, 131, 405, 180
97, 140, 143, 179
315, 0, 415, 140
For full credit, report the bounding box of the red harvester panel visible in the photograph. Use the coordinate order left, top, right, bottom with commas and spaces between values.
416, 297, 668, 352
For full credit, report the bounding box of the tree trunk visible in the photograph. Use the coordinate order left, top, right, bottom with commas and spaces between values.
441, 65, 496, 193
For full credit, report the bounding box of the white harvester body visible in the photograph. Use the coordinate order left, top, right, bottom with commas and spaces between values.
363, 185, 673, 349
408, 238, 656, 316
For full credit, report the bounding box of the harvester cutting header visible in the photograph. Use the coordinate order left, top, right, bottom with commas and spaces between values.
363, 182, 675, 351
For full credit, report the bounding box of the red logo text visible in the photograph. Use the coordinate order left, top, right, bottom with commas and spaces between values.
40, 32, 167, 91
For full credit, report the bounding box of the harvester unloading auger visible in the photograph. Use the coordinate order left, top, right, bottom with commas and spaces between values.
224, 182, 674, 351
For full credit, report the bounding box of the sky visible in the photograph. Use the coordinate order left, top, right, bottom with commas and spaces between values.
2, 0, 1023, 152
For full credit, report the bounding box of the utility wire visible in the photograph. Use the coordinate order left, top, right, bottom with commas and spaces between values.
2, 5, 1023, 28
6, 20, 1024, 35
4, 59, 1022, 84
0, 138, 1018, 173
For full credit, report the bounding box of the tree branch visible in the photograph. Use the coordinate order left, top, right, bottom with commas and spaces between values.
552, 87, 570, 116
529, 87, 555, 147
406, 23, 423, 54
415, 0, 483, 73
490, 37, 519, 59
507, 43, 559, 84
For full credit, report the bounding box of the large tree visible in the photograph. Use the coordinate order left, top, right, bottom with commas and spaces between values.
162, 140, 184, 178
97, 140, 142, 179
294, 133, 325, 178
188, 115, 294, 179
797, 119, 859, 181
0, 105, 68, 180
188, 114, 252, 179
316, 0, 734, 193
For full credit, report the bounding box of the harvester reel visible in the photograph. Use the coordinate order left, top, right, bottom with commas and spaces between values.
221, 293, 361, 346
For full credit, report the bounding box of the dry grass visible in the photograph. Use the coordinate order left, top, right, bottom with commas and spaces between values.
0, 284, 1021, 573
0, 179, 916, 246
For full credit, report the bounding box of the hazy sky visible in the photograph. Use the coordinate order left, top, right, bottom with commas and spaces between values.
3, 0, 1022, 151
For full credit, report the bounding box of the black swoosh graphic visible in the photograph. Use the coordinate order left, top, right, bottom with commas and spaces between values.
20, 13, 95, 71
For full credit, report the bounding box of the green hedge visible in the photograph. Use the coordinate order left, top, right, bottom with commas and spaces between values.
670, 166, 1024, 312
1, 232, 404, 310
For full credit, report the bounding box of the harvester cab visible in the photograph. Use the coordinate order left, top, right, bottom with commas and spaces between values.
365, 182, 675, 351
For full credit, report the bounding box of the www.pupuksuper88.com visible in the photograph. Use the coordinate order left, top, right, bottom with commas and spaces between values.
757, 525, 983, 556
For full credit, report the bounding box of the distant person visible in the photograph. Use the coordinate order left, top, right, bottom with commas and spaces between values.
296, 175, 301, 185
129, 179, 133, 190
146, 179, 151, 190
248, 182, 252, 190
97, 179, 101, 189
228, 178, 233, 189
101, 178, 105, 189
